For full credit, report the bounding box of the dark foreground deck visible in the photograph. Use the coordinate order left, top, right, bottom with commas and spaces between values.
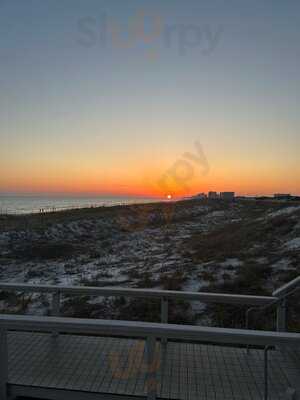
7, 332, 297, 400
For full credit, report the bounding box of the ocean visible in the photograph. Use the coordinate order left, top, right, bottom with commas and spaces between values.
0, 195, 160, 215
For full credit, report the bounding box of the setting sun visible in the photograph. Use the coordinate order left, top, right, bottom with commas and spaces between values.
0, 2, 300, 398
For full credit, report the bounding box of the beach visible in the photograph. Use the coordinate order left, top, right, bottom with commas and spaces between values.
0, 195, 159, 215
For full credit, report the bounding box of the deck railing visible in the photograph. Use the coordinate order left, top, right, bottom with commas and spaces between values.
0, 282, 275, 327
245, 276, 300, 333
0, 314, 300, 400
0, 280, 299, 399
1, 278, 299, 332
272, 276, 300, 332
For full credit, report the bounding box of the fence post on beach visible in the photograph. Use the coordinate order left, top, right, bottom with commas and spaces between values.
51, 291, 61, 338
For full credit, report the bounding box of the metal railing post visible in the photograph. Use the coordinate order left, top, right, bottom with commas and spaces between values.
146, 336, 157, 400
161, 297, 168, 324
245, 307, 256, 355
264, 346, 272, 400
51, 291, 61, 337
0, 329, 8, 400
276, 299, 287, 332
161, 297, 168, 346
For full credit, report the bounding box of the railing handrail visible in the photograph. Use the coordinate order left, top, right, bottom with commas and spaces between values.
0, 282, 275, 306
0, 314, 299, 347
245, 276, 300, 333
273, 276, 300, 299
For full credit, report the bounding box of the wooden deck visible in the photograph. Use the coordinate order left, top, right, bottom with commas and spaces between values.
7, 332, 297, 400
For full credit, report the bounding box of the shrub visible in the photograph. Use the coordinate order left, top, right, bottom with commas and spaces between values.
160, 271, 187, 291
15, 242, 77, 260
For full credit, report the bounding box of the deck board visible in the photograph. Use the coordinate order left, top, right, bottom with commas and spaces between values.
7, 332, 297, 399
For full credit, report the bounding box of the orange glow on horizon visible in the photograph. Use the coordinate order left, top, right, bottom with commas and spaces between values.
2, 176, 299, 198
1, 152, 300, 198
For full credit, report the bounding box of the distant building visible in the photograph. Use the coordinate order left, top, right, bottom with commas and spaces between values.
208, 191, 219, 199
194, 193, 207, 200
274, 194, 292, 200
220, 192, 235, 201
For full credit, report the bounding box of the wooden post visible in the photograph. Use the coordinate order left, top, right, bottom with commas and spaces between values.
51, 291, 61, 338
161, 297, 168, 346
146, 336, 157, 400
0, 329, 8, 400
276, 299, 287, 332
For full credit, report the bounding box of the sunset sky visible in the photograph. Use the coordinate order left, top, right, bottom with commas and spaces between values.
1, 0, 300, 197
